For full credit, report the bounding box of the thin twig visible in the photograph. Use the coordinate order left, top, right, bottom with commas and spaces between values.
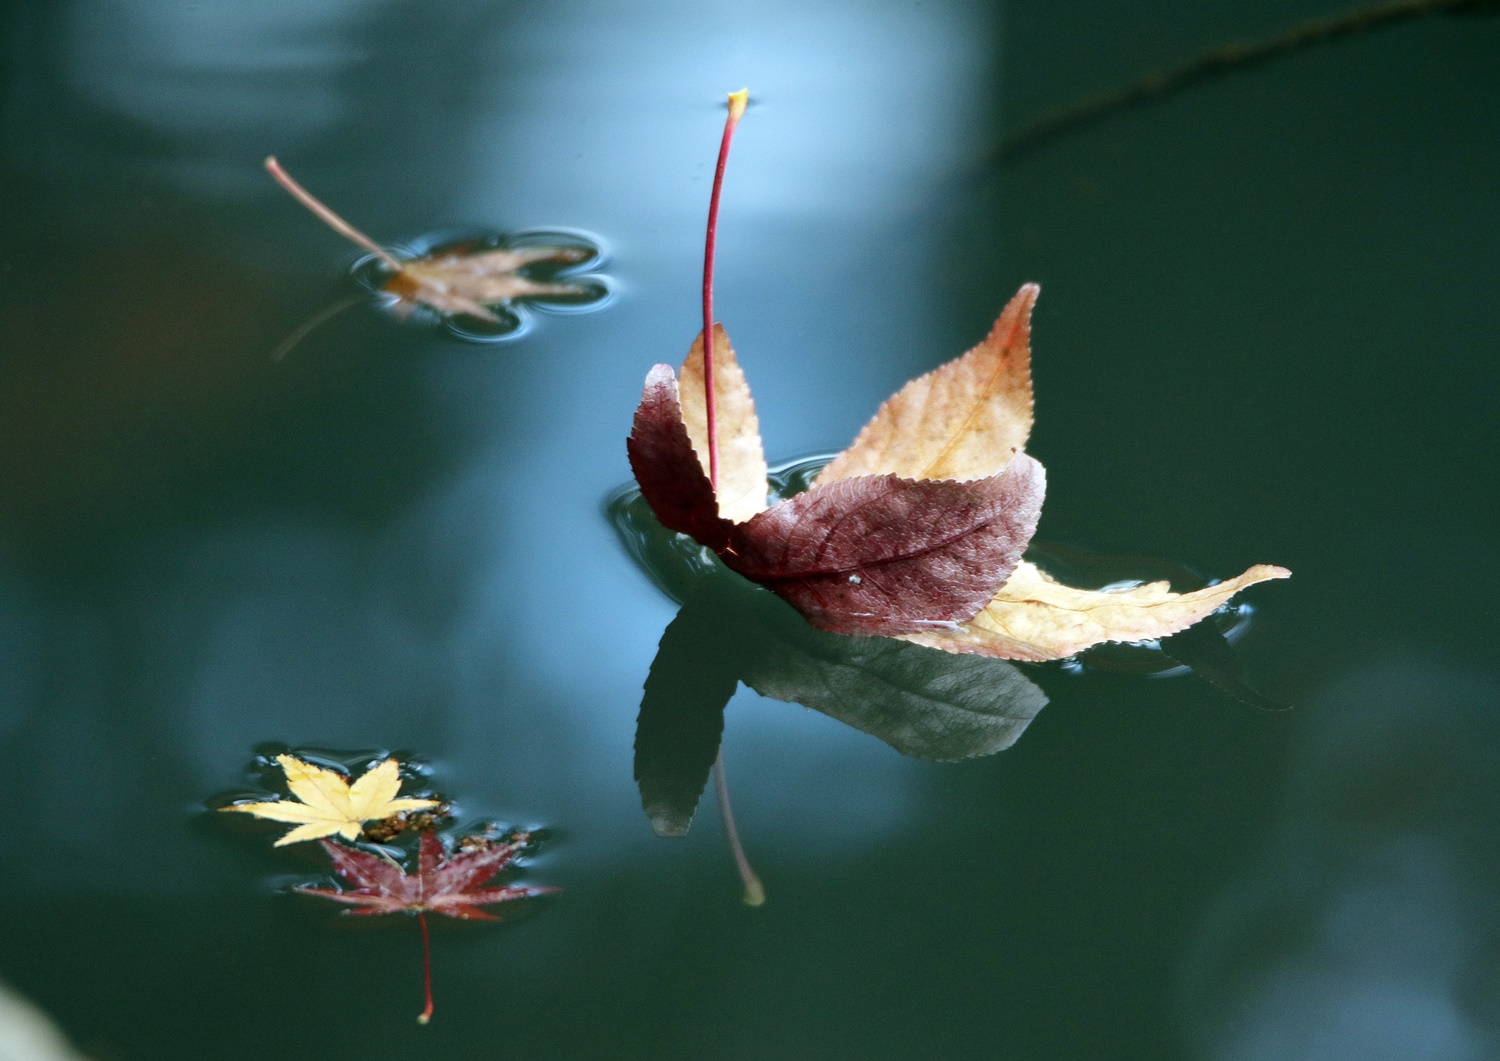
995, 0, 1495, 164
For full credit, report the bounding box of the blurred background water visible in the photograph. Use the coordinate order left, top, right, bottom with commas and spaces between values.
0, 1, 1497, 1058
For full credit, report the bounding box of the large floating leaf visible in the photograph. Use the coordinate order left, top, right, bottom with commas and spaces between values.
626, 283, 1287, 657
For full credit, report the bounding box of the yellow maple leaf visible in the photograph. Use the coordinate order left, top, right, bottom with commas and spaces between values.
219, 754, 439, 847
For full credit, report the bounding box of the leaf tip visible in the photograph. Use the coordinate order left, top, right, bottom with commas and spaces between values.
994, 283, 1040, 348
643, 363, 678, 391
1242, 564, 1292, 582
648, 813, 692, 839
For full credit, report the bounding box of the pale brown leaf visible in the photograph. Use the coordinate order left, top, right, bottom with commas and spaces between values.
389, 246, 589, 323
678, 325, 769, 522
814, 283, 1037, 486
901, 561, 1291, 662
264, 156, 588, 326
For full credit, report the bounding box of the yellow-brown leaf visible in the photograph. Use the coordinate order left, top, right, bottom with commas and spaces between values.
389, 246, 589, 323
815, 284, 1037, 486
219, 754, 439, 847
678, 325, 770, 523
901, 561, 1291, 662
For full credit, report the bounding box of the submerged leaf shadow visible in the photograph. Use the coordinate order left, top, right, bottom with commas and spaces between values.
613, 484, 1049, 836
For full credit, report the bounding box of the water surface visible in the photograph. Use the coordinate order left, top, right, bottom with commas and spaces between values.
1, 1, 1497, 1058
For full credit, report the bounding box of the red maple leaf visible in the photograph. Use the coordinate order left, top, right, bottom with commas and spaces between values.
299, 831, 550, 920
298, 831, 556, 1023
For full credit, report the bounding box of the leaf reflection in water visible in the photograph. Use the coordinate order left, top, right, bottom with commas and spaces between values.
614, 486, 1047, 836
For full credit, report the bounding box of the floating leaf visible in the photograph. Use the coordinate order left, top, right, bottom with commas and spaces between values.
264, 156, 597, 337
219, 754, 438, 847
627, 284, 1287, 659
902, 560, 1290, 662
723, 460, 1045, 636
298, 831, 551, 921
628, 335, 1046, 637
379, 242, 592, 323
299, 831, 555, 1023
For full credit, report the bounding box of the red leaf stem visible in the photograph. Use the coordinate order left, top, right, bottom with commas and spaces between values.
701, 89, 749, 492
417, 912, 433, 1025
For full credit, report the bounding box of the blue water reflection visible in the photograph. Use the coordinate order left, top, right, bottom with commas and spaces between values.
0, 0, 995, 888
4, 0, 1498, 1057
1182, 660, 1500, 1060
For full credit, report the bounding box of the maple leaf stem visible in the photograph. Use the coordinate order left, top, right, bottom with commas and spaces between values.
701, 89, 749, 493
264, 156, 404, 273
269, 293, 365, 362
712, 750, 766, 907
416, 912, 434, 1025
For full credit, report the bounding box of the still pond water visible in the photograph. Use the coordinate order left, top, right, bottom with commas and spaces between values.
1, 1, 1498, 1058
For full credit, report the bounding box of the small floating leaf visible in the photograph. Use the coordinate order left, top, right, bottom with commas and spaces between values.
265, 156, 597, 333
299, 830, 552, 921
299, 830, 556, 1024
219, 754, 439, 846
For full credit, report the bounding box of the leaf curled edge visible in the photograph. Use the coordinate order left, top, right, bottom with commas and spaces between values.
902, 561, 1291, 662
678, 324, 769, 522
626, 365, 733, 551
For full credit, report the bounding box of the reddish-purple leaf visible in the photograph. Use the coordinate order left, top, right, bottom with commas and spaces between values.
721, 453, 1045, 636
626, 365, 733, 552
297, 832, 556, 1024
297, 832, 554, 920
314, 842, 407, 906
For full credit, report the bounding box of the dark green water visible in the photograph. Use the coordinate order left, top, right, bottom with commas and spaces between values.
1, 2, 1497, 1058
